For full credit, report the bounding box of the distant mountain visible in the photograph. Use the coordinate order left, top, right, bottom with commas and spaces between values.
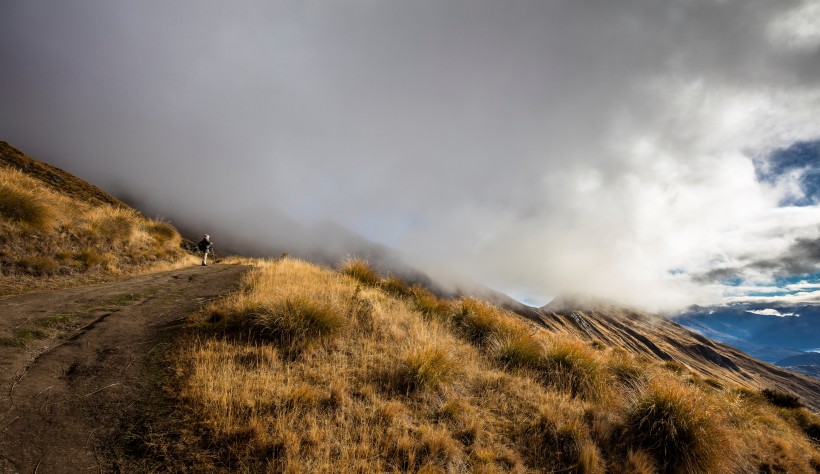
672, 303, 820, 363
530, 296, 820, 411
775, 352, 820, 379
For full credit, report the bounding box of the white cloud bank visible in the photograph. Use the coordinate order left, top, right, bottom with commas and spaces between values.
1, 0, 820, 311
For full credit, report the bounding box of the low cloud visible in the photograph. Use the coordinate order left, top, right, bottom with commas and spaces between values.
2, 1, 820, 312
745, 309, 798, 317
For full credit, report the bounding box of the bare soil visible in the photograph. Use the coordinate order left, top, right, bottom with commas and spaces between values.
0, 263, 248, 473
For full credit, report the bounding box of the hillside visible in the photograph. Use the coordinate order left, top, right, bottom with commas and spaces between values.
119, 258, 820, 473
0, 142, 194, 296
534, 296, 820, 411
2, 141, 818, 472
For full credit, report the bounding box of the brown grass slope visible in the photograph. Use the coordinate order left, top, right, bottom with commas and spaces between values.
0, 141, 127, 207
539, 296, 820, 412
0, 142, 194, 296
130, 258, 820, 473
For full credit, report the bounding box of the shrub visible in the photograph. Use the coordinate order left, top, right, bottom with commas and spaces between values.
0, 182, 55, 232
394, 346, 455, 392
339, 257, 381, 286
623, 381, 730, 474
252, 297, 347, 344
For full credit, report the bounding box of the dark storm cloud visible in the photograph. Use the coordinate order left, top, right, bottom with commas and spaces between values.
2, 0, 820, 310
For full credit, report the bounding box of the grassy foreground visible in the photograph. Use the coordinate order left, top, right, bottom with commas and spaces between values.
144, 257, 820, 473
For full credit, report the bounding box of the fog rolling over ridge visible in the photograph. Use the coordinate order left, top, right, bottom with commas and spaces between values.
3, 0, 820, 311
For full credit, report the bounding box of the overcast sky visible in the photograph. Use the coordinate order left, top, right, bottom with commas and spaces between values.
2, 0, 820, 311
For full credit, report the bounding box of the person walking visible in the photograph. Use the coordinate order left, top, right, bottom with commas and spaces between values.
198, 234, 213, 266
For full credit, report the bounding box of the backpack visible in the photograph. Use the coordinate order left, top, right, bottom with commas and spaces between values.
197, 239, 211, 252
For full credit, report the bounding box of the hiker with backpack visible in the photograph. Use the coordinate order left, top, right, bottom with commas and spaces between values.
198, 234, 213, 266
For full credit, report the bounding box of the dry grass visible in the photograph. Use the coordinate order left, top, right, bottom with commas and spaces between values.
142, 257, 820, 473
0, 175, 55, 232
0, 166, 189, 296
623, 380, 734, 473
542, 337, 610, 401
339, 257, 381, 287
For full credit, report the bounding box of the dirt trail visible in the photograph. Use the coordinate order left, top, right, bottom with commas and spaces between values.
0, 263, 248, 473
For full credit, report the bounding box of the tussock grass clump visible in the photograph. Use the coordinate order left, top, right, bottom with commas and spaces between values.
0, 179, 55, 232
90, 207, 137, 243
339, 257, 381, 286
77, 248, 107, 268
607, 351, 647, 389
393, 345, 456, 392
252, 296, 347, 344
761, 388, 802, 409
489, 329, 543, 370
616, 450, 657, 474
388, 425, 462, 471
148, 221, 179, 245
411, 286, 452, 320
452, 297, 512, 345
381, 276, 412, 297
15, 255, 59, 275
623, 381, 732, 474
542, 338, 609, 401
521, 410, 604, 473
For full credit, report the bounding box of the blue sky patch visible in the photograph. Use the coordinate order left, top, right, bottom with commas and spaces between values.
758, 140, 820, 206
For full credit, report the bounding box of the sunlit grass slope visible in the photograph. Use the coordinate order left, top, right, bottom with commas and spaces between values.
170, 257, 820, 473
0, 142, 194, 295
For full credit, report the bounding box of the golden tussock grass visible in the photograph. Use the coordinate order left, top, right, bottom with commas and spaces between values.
623, 379, 734, 473
0, 166, 188, 296
155, 257, 820, 473
339, 256, 381, 287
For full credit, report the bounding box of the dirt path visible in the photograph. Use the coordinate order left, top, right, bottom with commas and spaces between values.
0, 263, 248, 473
